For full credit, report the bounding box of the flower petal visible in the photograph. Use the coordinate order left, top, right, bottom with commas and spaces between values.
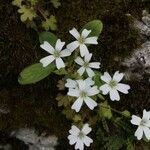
85, 78, 95, 86
81, 29, 91, 38
67, 41, 79, 52
87, 86, 99, 96
99, 84, 111, 95
84, 97, 97, 110
75, 140, 84, 150
68, 89, 80, 97
68, 135, 77, 145
113, 71, 124, 82
86, 68, 95, 77
89, 62, 100, 69
75, 57, 84, 66
79, 44, 89, 57
65, 79, 77, 88
76, 80, 86, 91
60, 49, 71, 57
135, 126, 143, 140
69, 28, 80, 39
142, 109, 150, 121
40, 41, 54, 54
82, 124, 92, 135
71, 97, 84, 112
116, 83, 130, 94
40, 55, 55, 67
101, 72, 112, 83
143, 126, 150, 140
131, 115, 141, 126
69, 125, 80, 136
84, 37, 98, 44
84, 53, 92, 62
55, 58, 65, 69
77, 67, 86, 76
83, 136, 93, 147
109, 89, 120, 101
55, 39, 65, 51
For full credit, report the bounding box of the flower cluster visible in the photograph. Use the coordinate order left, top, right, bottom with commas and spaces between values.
39, 27, 149, 149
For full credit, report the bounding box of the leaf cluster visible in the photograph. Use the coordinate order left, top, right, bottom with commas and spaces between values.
12, 0, 60, 31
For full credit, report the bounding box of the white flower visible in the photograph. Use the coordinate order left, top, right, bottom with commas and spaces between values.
67, 79, 99, 112
40, 39, 71, 69
68, 124, 93, 150
67, 28, 98, 57
65, 78, 94, 89
99, 71, 130, 101
75, 53, 100, 77
131, 109, 150, 140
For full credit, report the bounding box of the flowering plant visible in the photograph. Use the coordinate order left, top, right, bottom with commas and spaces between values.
18, 20, 150, 149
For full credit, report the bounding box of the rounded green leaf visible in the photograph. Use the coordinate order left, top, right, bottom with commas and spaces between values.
39, 32, 57, 46
18, 63, 56, 84
81, 20, 103, 37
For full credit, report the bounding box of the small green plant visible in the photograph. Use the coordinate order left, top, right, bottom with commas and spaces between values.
18, 20, 150, 149
12, 0, 60, 31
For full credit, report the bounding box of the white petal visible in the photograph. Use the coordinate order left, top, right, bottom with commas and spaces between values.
87, 86, 99, 96
143, 126, 150, 140
69, 125, 80, 136
83, 136, 93, 147
86, 68, 95, 77
75, 57, 84, 66
89, 62, 100, 69
40, 55, 55, 67
75, 140, 84, 150
146, 120, 150, 127
113, 71, 124, 82
101, 72, 112, 83
40, 41, 54, 54
77, 67, 86, 76
67, 41, 80, 52
84, 37, 98, 44
69, 28, 80, 39
116, 83, 130, 94
109, 89, 120, 101
65, 79, 77, 88
68, 135, 77, 145
85, 78, 95, 86
99, 84, 111, 95
55, 58, 65, 69
81, 29, 91, 38
142, 109, 150, 121
60, 49, 71, 57
84, 97, 97, 110
84, 53, 92, 62
68, 89, 80, 97
82, 124, 92, 135
71, 97, 84, 112
131, 115, 141, 126
135, 126, 143, 140
79, 44, 89, 57
55, 39, 65, 51
76, 80, 86, 91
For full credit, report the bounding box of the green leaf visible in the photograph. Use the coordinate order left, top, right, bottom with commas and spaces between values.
53, 68, 68, 75
50, 0, 61, 8
18, 63, 55, 85
81, 20, 103, 37
42, 15, 57, 31
39, 32, 57, 46
93, 71, 103, 87
12, 0, 22, 7
18, 6, 37, 22
99, 101, 112, 119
